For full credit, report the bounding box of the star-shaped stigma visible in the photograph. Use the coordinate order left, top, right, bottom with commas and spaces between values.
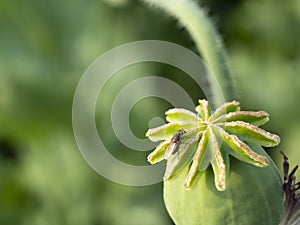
146, 99, 280, 191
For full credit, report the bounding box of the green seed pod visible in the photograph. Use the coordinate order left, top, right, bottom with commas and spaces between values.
146, 100, 284, 225
164, 144, 284, 225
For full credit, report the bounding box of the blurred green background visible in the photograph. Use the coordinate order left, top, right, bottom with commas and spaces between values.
0, 0, 299, 224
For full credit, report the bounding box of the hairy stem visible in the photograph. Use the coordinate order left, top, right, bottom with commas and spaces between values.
141, 0, 236, 107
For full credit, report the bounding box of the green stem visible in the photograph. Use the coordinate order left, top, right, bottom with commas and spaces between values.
142, 0, 236, 107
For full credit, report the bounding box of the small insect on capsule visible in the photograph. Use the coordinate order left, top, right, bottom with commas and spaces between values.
164, 129, 187, 159
170, 129, 187, 154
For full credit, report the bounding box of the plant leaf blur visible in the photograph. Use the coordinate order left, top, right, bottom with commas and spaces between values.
0, 0, 299, 224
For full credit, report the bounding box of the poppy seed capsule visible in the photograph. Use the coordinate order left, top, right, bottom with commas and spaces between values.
163, 144, 284, 225
146, 100, 284, 224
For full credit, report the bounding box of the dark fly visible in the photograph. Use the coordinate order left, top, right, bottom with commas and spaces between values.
170, 129, 186, 154
164, 129, 187, 159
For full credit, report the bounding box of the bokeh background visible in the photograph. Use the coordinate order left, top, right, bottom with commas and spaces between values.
0, 0, 299, 224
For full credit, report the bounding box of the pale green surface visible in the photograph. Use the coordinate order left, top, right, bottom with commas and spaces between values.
164, 145, 284, 225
